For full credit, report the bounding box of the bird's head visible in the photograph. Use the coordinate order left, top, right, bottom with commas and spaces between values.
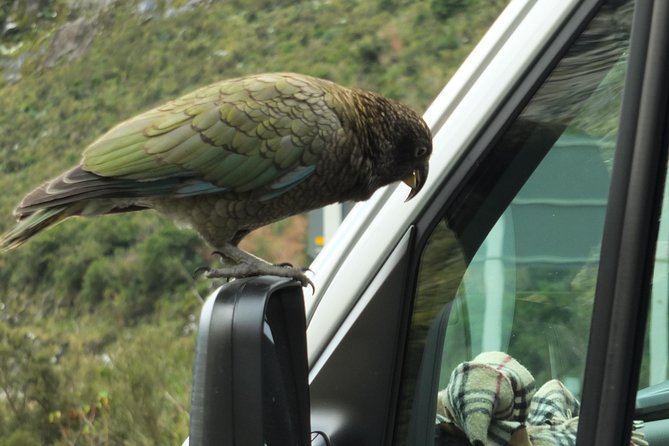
340, 88, 432, 202
392, 109, 432, 201
369, 99, 432, 201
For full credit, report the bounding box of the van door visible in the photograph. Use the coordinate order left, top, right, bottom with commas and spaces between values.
403, 0, 669, 445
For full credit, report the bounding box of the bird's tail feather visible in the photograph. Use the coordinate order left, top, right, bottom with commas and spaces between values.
0, 206, 71, 252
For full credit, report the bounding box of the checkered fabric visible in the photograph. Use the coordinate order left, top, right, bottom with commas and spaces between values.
437, 352, 648, 446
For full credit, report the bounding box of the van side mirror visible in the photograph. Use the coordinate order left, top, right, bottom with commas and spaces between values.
188, 276, 310, 446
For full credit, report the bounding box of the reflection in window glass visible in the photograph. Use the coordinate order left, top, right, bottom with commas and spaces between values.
639, 172, 669, 388
403, 2, 635, 444
444, 132, 614, 396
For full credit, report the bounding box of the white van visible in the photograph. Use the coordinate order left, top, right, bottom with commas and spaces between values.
186, 0, 669, 444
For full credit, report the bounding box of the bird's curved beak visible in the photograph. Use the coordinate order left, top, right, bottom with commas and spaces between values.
403, 164, 428, 201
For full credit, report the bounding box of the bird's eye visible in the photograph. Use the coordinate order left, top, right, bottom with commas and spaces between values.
414, 146, 428, 158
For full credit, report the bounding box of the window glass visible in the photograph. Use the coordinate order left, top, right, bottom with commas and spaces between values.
639, 175, 669, 388
402, 2, 635, 444
634, 161, 669, 435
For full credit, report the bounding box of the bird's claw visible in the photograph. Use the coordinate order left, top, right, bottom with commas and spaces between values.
196, 250, 316, 291
277, 262, 313, 274
298, 274, 316, 294
192, 265, 211, 279
276, 263, 315, 291
211, 250, 233, 263
195, 264, 315, 292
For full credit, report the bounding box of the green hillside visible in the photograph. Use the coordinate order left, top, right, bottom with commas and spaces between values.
0, 0, 507, 444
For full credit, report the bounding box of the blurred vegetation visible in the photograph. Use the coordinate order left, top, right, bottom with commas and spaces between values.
0, 0, 508, 443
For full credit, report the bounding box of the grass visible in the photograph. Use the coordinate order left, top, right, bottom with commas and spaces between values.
0, 0, 508, 443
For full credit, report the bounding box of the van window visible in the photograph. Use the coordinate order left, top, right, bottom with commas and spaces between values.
639, 172, 669, 388
402, 1, 635, 444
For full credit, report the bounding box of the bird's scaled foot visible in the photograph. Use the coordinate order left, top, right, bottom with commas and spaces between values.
194, 246, 315, 291
276, 262, 314, 275
202, 263, 315, 291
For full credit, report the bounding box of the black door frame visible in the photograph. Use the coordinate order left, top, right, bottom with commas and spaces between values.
577, 0, 669, 444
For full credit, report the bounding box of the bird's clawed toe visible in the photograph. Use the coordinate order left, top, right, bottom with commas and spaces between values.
211, 250, 235, 264
192, 245, 315, 290
194, 261, 315, 291
192, 265, 211, 279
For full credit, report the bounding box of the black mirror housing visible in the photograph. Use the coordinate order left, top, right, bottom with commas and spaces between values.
189, 276, 310, 446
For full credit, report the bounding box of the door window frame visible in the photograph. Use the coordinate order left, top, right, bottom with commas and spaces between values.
577, 1, 669, 443
400, 0, 669, 444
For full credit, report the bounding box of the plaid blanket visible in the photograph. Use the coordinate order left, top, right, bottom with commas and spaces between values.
436, 351, 648, 446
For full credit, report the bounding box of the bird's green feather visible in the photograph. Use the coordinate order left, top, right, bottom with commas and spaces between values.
181, 145, 229, 171
86, 141, 151, 170
221, 157, 274, 187
236, 165, 280, 192
200, 120, 237, 147
161, 134, 210, 164
146, 112, 191, 135
144, 127, 194, 158
85, 140, 145, 166
191, 106, 220, 130
80, 73, 340, 194
200, 152, 247, 181
273, 136, 302, 169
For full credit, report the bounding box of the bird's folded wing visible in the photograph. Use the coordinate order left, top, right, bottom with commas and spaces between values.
82, 74, 342, 198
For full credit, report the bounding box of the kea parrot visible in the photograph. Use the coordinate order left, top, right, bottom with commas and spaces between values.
0, 72, 432, 287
